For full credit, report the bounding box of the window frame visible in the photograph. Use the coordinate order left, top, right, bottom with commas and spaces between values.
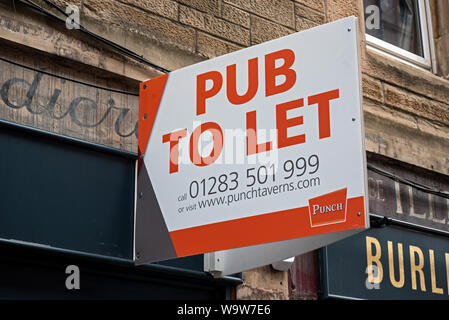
365, 0, 432, 69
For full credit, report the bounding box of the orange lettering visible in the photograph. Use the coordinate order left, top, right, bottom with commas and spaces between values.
308, 89, 339, 139
276, 98, 305, 149
227, 57, 259, 105
197, 71, 223, 115
265, 49, 296, 97
162, 129, 188, 174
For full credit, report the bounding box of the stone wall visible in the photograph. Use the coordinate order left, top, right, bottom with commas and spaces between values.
37, 0, 329, 68
237, 266, 289, 300
28, 0, 448, 175
431, 0, 449, 79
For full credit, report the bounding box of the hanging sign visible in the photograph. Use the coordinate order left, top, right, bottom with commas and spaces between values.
135, 16, 369, 267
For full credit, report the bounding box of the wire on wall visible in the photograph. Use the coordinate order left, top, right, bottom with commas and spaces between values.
0, 56, 139, 96
7, 1, 449, 201
16, 0, 171, 74
367, 164, 449, 200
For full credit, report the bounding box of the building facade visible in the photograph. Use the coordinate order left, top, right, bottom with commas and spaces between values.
0, 0, 448, 299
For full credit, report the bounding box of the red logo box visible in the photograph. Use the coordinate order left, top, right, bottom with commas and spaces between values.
308, 188, 347, 227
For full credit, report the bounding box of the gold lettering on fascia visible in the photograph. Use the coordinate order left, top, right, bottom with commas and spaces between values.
366, 236, 449, 295
409, 245, 426, 292
429, 249, 444, 295
445, 253, 449, 293
387, 241, 404, 288
366, 236, 383, 284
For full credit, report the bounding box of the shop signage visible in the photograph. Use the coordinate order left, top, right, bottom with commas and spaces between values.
368, 157, 449, 233
135, 17, 368, 268
322, 225, 449, 300
0, 57, 138, 152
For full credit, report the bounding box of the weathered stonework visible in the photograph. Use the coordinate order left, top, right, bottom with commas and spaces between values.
196, 31, 243, 59
120, 0, 179, 21
237, 266, 289, 300
294, 0, 325, 12
250, 15, 294, 45
179, 4, 250, 46
295, 16, 319, 32
84, 0, 197, 53
294, 3, 325, 24
362, 74, 384, 104
178, 0, 221, 16
224, 0, 295, 29
222, 3, 250, 28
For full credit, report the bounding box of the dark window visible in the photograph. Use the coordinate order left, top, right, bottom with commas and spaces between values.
0, 123, 135, 259
364, 0, 425, 57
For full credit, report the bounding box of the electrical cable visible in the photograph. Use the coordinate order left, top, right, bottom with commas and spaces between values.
367, 163, 449, 200
15, 0, 171, 74
0, 56, 139, 96
29, 0, 171, 73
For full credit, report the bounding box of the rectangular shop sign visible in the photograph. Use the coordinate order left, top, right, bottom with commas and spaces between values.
322, 224, 449, 300
135, 16, 369, 269
368, 156, 449, 234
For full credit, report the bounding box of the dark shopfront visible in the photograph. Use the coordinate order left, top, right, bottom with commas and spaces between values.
0, 50, 240, 299
322, 223, 449, 300
320, 154, 449, 300
0, 119, 241, 299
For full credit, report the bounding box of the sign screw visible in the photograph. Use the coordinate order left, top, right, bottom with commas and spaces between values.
143, 84, 147, 89
357, 212, 361, 216
139, 192, 144, 199
143, 113, 147, 119
136, 252, 141, 259
348, 28, 351, 32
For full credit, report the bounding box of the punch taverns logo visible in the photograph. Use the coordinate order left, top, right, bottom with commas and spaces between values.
308, 188, 347, 227
0, 60, 138, 152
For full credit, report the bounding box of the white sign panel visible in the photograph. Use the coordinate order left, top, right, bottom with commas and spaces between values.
135, 16, 368, 267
